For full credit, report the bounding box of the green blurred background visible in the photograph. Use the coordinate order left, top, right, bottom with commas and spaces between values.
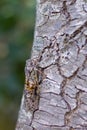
0, 0, 35, 130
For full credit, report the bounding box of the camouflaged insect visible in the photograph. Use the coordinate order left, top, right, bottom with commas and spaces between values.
24, 58, 40, 112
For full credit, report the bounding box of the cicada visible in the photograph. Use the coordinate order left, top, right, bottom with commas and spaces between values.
24, 58, 41, 112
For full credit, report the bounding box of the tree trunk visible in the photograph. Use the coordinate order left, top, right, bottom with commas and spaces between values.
16, 0, 87, 130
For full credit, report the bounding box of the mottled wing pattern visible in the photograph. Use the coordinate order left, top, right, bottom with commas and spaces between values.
24, 88, 39, 112
23, 59, 39, 112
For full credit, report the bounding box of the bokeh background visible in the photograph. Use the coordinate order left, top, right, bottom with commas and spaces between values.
0, 0, 35, 130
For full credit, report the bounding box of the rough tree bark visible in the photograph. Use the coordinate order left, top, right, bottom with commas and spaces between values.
16, 0, 87, 130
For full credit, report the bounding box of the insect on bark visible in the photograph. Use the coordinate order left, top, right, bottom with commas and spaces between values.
24, 58, 41, 112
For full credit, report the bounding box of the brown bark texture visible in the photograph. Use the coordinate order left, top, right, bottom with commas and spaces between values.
16, 0, 87, 130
